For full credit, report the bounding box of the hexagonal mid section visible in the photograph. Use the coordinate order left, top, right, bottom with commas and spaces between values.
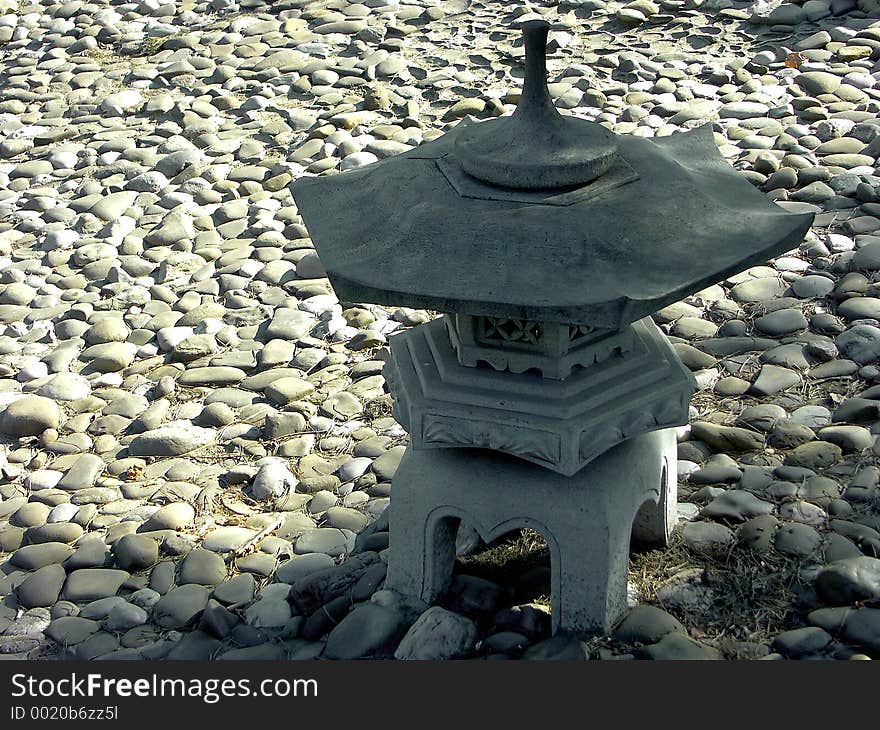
384, 316, 696, 476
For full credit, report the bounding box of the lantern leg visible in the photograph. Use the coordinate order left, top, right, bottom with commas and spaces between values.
384, 449, 459, 604
548, 430, 674, 634
631, 428, 678, 547
551, 511, 631, 636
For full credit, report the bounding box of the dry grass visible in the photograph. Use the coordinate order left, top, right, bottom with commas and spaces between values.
455, 527, 807, 657
84, 48, 124, 66
630, 535, 806, 653
363, 394, 394, 422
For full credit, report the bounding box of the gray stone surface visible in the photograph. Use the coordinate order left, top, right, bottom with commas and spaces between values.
612, 604, 684, 645
212, 574, 255, 606
16, 564, 66, 609
774, 523, 822, 558
394, 606, 477, 660
45, 617, 100, 646
153, 585, 211, 629
129, 423, 216, 457
0, 396, 61, 436
62, 570, 129, 602
243, 599, 291, 629
638, 633, 722, 660
701, 491, 773, 522
10, 543, 74, 571
816, 557, 880, 605
294, 528, 354, 557
681, 521, 735, 554
0, 0, 876, 664
114, 535, 159, 572
773, 627, 833, 658
323, 603, 405, 659
180, 549, 228, 586
140, 503, 194, 532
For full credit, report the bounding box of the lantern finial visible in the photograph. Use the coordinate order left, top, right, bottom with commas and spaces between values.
453, 19, 618, 190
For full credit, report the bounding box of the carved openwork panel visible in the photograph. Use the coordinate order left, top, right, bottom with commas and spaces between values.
569, 324, 597, 344
475, 317, 543, 348
446, 313, 633, 380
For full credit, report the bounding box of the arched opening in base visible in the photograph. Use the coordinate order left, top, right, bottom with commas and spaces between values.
448, 527, 554, 654
454, 527, 551, 608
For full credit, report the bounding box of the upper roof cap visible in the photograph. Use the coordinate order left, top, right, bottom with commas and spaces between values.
454, 19, 618, 190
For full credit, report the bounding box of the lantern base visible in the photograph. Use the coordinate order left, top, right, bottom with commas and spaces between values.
385, 428, 677, 637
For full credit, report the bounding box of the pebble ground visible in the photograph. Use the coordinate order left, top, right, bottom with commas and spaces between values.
1, 0, 880, 660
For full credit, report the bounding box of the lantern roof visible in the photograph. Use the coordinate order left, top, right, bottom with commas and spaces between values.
291, 20, 813, 330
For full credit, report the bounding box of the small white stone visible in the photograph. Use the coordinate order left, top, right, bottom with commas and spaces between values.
157, 326, 195, 351
24, 470, 64, 491
47, 503, 80, 523
250, 460, 297, 501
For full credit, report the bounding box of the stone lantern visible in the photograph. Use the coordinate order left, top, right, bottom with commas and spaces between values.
291, 20, 814, 635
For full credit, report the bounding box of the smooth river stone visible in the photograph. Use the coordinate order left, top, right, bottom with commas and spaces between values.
241, 368, 306, 392
140, 502, 195, 531
128, 423, 216, 456
294, 528, 354, 557
0, 395, 62, 436
371, 446, 406, 481
79, 343, 137, 372
394, 606, 482, 660
45, 617, 100, 646
785, 441, 843, 469
88, 192, 137, 221
791, 275, 834, 298
753, 309, 808, 335
26, 522, 84, 544
62, 569, 130, 601
731, 278, 787, 302
266, 309, 314, 340
57, 454, 105, 490
264, 377, 316, 405
838, 298, 880, 320
701, 490, 774, 522
817, 425, 873, 453
612, 604, 684, 646
837, 325, 880, 363
152, 584, 211, 629
211, 574, 256, 607
177, 367, 246, 386
750, 365, 801, 395
202, 526, 258, 553
10, 543, 75, 570
323, 506, 370, 533
16, 564, 67, 608
275, 553, 336, 584
10, 502, 50, 528
47, 503, 79, 523
796, 71, 841, 96
174, 546, 227, 587
323, 603, 405, 659
815, 556, 880, 605
37, 372, 91, 401
114, 534, 159, 572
